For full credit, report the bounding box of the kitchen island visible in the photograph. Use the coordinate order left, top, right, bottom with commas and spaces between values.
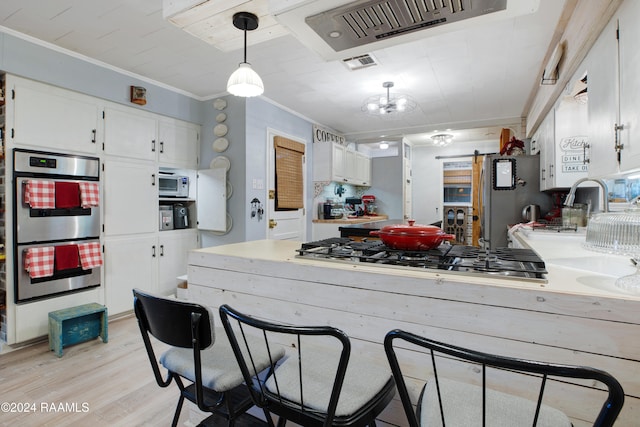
188, 239, 640, 426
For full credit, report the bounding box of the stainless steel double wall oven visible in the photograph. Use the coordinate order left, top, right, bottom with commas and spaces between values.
13, 149, 101, 302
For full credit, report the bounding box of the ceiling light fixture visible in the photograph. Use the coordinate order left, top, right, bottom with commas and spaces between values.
431, 134, 454, 147
362, 82, 417, 116
379, 142, 389, 149
227, 12, 264, 97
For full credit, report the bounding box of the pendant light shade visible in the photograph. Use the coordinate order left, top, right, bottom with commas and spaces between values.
227, 63, 264, 97
227, 12, 263, 97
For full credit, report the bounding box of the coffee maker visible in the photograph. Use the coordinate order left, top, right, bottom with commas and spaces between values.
173, 204, 189, 229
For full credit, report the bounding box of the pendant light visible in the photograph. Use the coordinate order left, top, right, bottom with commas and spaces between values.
227, 12, 264, 97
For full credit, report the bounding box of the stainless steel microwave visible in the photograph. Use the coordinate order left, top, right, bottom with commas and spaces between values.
159, 175, 189, 198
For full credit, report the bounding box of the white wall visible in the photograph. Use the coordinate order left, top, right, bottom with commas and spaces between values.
412, 140, 500, 224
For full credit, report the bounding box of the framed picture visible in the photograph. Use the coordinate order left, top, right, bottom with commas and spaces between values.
130, 86, 147, 105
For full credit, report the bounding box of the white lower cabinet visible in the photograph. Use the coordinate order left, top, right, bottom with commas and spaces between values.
104, 234, 158, 315
104, 230, 198, 315
157, 230, 198, 295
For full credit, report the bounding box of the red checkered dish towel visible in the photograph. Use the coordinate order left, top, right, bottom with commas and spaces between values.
24, 180, 56, 209
25, 247, 55, 278
78, 242, 103, 270
79, 182, 100, 208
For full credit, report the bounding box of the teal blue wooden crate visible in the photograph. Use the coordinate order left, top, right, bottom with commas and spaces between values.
48, 303, 108, 357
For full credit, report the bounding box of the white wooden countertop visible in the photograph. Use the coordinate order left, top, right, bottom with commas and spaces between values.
190, 237, 640, 302
312, 215, 388, 224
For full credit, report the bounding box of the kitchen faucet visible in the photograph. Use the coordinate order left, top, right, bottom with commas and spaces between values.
564, 178, 609, 212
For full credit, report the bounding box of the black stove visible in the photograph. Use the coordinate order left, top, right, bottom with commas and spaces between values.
296, 238, 547, 282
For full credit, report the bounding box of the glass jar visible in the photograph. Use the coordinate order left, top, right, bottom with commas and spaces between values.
562, 203, 587, 227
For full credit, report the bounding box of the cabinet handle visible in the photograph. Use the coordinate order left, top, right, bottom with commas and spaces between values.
152, 245, 156, 257
541, 168, 546, 181
91, 129, 96, 143
160, 245, 164, 257
152, 139, 156, 152
614, 123, 624, 163
151, 173, 156, 186
583, 143, 590, 164
159, 141, 164, 153
549, 164, 554, 178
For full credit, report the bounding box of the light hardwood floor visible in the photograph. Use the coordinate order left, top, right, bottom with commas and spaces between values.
0, 314, 193, 427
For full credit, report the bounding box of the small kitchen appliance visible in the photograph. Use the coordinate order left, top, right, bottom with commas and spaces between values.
159, 173, 189, 198
344, 197, 364, 217
173, 204, 189, 229
362, 195, 377, 215
159, 206, 174, 230
323, 200, 344, 219
521, 204, 541, 222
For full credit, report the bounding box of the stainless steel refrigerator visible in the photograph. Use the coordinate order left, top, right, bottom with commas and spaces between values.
480, 155, 552, 249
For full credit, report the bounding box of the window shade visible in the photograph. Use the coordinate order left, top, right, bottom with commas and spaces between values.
274, 136, 305, 209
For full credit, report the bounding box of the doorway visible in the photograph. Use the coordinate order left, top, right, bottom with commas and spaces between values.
266, 128, 307, 240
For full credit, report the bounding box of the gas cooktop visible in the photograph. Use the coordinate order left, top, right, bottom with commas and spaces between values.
296, 238, 547, 283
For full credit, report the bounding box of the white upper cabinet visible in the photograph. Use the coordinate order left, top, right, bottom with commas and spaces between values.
158, 118, 199, 169
617, 0, 640, 173
314, 141, 371, 186
355, 151, 371, 186
552, 97, 589, 188
8, 75, 100, 154
536, 110, 555, 190
588, 0, 640, 177
103, 106, 157, 162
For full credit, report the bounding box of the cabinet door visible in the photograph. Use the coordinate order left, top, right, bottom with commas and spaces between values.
537, 110, 555, 190
332, 143, 347, 181
355, 152, 371, 186
196, 168, 227, 231
587, 18, 620, 178
158, 118, 199, 169
618, 0, 640, 172
103, 159, 157, 236
158, 230, 198, 296
104, 235, 158, 315
553, 100, 589, 187
103, 106, 157, 161
11, 77, 100, 154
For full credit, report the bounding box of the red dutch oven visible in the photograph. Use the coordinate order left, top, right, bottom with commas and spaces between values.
370, 220, 455, 250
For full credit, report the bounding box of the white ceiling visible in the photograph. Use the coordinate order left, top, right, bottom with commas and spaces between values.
0, 0, 568, 146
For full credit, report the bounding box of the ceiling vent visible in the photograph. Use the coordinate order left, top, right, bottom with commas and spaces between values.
342, 53, 379, 70
272, 0, 539, 61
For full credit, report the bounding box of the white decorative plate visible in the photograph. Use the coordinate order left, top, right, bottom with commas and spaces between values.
216, 113, 227, 123
214, 123, 228, 137
226, 181, 233, 199
212, 137, 229, 153
210, 155, 231, 171
213, 98, 227, 110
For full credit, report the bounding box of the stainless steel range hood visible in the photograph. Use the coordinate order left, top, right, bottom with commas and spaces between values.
272, 0, 540, 61
306, 0, 508, 52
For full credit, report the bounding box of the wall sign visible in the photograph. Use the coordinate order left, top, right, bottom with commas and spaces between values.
130, 86, 147, 105
559, 136, 589, 173
313, 125, 345, 145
